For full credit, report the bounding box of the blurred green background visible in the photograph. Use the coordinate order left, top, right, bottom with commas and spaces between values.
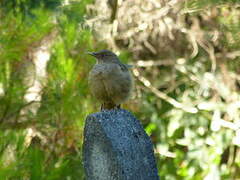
0, 0, 240, 179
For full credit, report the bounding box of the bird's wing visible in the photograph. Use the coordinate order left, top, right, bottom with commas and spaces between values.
117, 63, 130, 71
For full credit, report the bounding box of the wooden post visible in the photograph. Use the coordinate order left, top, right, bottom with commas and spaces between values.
83, 109, 159, 180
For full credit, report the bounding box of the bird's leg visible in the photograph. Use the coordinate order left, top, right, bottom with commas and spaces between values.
113, 104, 121, 109
101, 103, 104, 111
101, 102, 120, 110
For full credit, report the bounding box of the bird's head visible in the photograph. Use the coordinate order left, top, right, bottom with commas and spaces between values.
87, 49, 119, 63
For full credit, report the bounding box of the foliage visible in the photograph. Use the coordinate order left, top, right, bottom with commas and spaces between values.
89, 0, 240, 179
0, 0, 92, 179
0, 0, 240, 180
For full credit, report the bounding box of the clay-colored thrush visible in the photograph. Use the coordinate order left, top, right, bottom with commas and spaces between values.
88, 50, 134, 110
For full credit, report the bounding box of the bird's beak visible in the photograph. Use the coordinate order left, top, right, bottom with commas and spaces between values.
86, 51, 97, 57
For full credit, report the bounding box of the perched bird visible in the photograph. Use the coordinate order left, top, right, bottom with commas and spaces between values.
88, 49, 134, 110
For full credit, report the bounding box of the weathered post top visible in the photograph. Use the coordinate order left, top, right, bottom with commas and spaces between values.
83, 109, 159, 180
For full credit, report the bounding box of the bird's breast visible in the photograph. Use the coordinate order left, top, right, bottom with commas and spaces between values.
88, 63, 133, 104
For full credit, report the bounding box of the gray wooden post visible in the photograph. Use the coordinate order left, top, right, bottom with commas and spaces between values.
83, 109, 159, 180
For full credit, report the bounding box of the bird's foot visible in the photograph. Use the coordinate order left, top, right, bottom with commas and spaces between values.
100, 104, 104, 111
100, 103, 120, 111
113, 104, 121, 110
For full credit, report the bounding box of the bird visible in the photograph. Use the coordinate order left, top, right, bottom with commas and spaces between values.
87, 49, 134, 110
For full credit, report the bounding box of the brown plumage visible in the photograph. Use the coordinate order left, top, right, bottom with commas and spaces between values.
88, 50, 134, 110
